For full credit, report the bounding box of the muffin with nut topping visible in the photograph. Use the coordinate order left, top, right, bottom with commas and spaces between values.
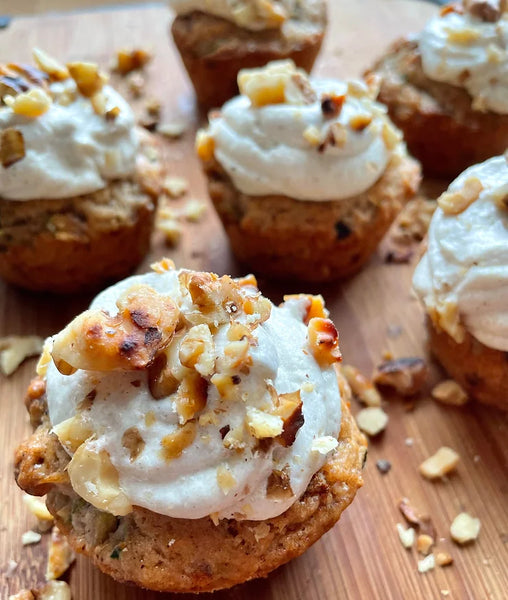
14, 259, 366, 593
0, 49, 163, 293
169, 0, 327, 109
197, 60, 421, 282
413, 154, 508, 410
368, 0, 508, 178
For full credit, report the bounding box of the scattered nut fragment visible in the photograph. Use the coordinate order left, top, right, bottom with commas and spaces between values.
438, 176, 483, 215
349, 113, 373, 131
216, 464, 237, 495
465, 0, 504, 22
321, 93, 345, 118
431, 380, 468, 406
126, 71, 144, 97
450, 512, 481, 544
67, 61, 107, 97
418, 553, 436, 573
1, 127, 25, 168
115, 48, 152, 75
373, 357, 428, 397
22, 530, 42, 545
121, 427, 145, 462
195, 129, 215, 161
23, 494, 54, 532
145, 97, 161, 117
162, 175, 188, 198
307, 318, 341, 366
46, 525, 75, 580
4, 88, 51, 117
417, 534, 434, 555
246, 407, 283, 439
376, 459, 392, 474
266, 465, 294, 500
398, 497, 435, 538
158, 120, 188, 138
355, 407, 388, 437
182, 199, 206, 222
0, 335, 43, 376
311, 436, 338, 454
436, 551, 454, 567
419, 446, 460, 479
160, 422, 197, 461
396, 523, 415, 549
284, 72, 317, 105
32, 48, 69, 81
303, 125, 322, 146
341, 364, 381, 406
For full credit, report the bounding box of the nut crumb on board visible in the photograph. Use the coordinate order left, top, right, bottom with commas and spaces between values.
396, 523, 415, 549
355, 407, 388, 436
46, 526, 76, 581
417, 553, 435, 573
341, 364, 382, 406
450, 512, 481, 544
373, 357, 428, 397
9, 581, 71, 600
419, 446, 460, 479
416, 533, 434, 556
431, 380, 469, 406
0, 335, 43, 376
21, 530, 42, 546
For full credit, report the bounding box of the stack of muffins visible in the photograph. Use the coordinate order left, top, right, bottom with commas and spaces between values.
9, 0, 508, 596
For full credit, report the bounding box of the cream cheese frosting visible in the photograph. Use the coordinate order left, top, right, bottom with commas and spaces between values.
413, 155, 508, 351
169, 0, 325, 33
419, 7, 508, 114
44, 265, 343, 521
203, 62, 403, 201
0, 73, 138, 201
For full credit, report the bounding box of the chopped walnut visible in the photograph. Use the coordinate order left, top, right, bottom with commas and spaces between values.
274, 391, 304, 447
23, 494, 54, 532
182, 199, 207, 222
311, 436, 338, 454
174, 374, 208, 423
355, 407, 388, 436
51, 284, 180, 373
67, 61, 107, 97
266, 465, 294, 500
284, 72, 317, 105
0, 335, 43, 376
398, 497, 436, 538
436, 551, 454, 567
46, 525, 75, 580
341, 364, 381, 407
21, 530, 42, 545
438, 177, 483, 215
307, 318, 341, 366
396, 523, 415, 549
418, 553, 436, 574
321, 93, 345, 118
195, 129, 215, 161
283, 293, 328, 324
450, 512, 481, 544
431, 380, 468, 406
303, 125, 322, 146
349, 113, 373, 131
115, 48, 152, 75
417, 534, 434, 556
419, 446, 460, 479
216, 464, 237, 495
246, 407, 283, 439
121, 427, 145, 462
179, 324, 215, 377
160, 421, 197, 461
150, 257, 176, 274
158, 120, 188, 139
4, 88, 51, 117
32, 48, 69, 81
1, 127, 25, 168
162, 175, 188, 198
9, 581, 72, 600
373, 357, 428, 397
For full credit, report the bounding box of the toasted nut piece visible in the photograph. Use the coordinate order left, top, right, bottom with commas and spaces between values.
396, 523, 415, 549
179, 324, 215, 377
121, 427, 145, 462
438, 176, 483, 215
450, 512, 481, 544
51, 284, 180, 373
157, 215, 182, 246
0, 335, 43, 376
398, 497, 436, 538
321, 93, 345, 118
160, 421, 197, 461
162, 175, 188, 198
349, 113, 373, 131
1, 127, 26, 168
126, 71, 144, 97
145, 97, 161, 117
23, 494, 54, 531
436, 551, 454, 567
32, 48, 69, 81
373, 357, 428, 397
303, 125, 322, 146
174, 374, 208, 423
115, 48, 152, 75
67, 61, 107, 97
183, 199, 207, 222
355, 407, 388, 436
238, 60, 292, 106
342, 364, 381, 407
195, 129, 215, 161
46, 526, 75, 580
38, 581, 71, 600
418, 553, 436, 573
307, 318, 341, 366
150, 257, 176, 274
9, 590, 35, 600
158, 120, 188, 138
274, 390, 304, 447
4, 88, 51, 117
431, 380, 468, 406
216, 464, 237, 495
246, 407, 283, 439
266, 465, 293, 500
284, 72, 317, 105
464, 0, 503, 21
382, 121, 402, 150
22, 530, 42, 545
311, 436, 338, 454
53, 414, 93, 454
67, 445, 132, 516
328, 122, 348, 147
419, 446, 460, 479
105, 106, 120, 121
417, 534, 434, 555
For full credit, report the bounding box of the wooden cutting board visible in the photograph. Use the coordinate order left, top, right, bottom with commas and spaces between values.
1, 2, 507, 599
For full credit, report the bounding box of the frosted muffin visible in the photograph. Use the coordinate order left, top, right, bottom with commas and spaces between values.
169, 0, 327, 109
197, 61, 421, 282
15, 260, 367, 592
368, 0, 508, 178
413, 154, 508, 410
0, 50, 162, 293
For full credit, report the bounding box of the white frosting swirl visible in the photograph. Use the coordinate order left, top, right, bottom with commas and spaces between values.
419, 10, 508, 113
413, 155, 508, 351
0, 81, 138, 201
45, 269, 342, 521
209, 79, 398, 201
169, 0, 324, 32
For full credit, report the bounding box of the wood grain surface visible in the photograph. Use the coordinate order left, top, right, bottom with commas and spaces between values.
1, 2, 507, 599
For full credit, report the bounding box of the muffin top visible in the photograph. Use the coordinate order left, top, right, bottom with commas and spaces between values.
0, 50, 138, 201
197, 60, 405, 201
418, 1, 508, 113
413, 154, 508, 351
169, 0, 326, 34
40, 260, 343, 521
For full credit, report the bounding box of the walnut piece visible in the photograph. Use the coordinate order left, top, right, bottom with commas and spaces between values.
450, 512, 481, 544
464, 0, 505, 22
307, 317, 341, 366
355, 407, 388, 436
160, 421, 197, 461
46, 525, 75, 581
67, 61, 107, 97
435, 551, 454, 567
32, 48, 69, 81
216, 464, 237, 495
373, 357, 428, 397
9, 581, 71, 600
0, 335, 43, 375
396, 523, 415, 549
1, 127, 25, 168
419, 446, 460, 479
115, 48, 152, 75
4, 88, 51, 117
417, 533, 434, 556
342, 364, 382, 406
438, 176, 483, 215
431, 380, 468, 406
266, 465, 294, 500
121, 427, 145, 462
417, 553, 435, 574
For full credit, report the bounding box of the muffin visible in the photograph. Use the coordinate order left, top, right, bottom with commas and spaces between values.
15, 259, 367, 592
0, 50, 162, 293
368, 1, 508, 178
197, 60, 421, 282
413, 154, 508, 410
169, 0, 327, 109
